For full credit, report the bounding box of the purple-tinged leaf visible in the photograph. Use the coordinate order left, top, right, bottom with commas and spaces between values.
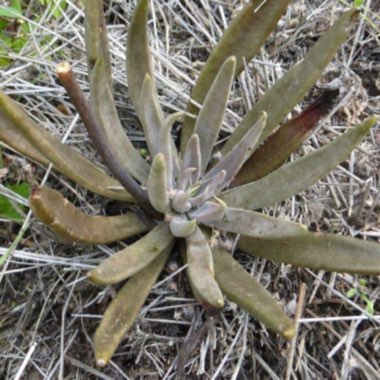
233, 90, 339, 186
189, 201, 226, 224
204, 112, 266, 190
221, 117, 377, 210
179, 134, 201, 189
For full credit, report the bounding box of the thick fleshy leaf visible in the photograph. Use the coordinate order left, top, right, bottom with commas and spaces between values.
232, 90, 339, 186
190, 170, 226, 207
179, 134, 201, 190
181, 0, 292, 151
213, 246, 295, 339
84, 0, 112, 86
127, 0, 153, 115
169, 216, 196, 238
221, 117, 377, 210
171, 190, 191, 213
139, 74, 164, 158
91, 58, 150, 183
189, 201, 226, 225
238, 227, 380, 276
160, 113, 183, 187
204, 207, 306, 237
160, 112, 183, 183
29, 186, 149, 244
203, 112, 266, 190
186, 226, 224, 309
0, 92, 133, 202
194, 56, 236, 174
94, 245, 171, 367
210, 206, 380, 275
0, 113, 50, 165
147, 154, 169, 213
88, 222, 174, 285
222, 9, 357, 155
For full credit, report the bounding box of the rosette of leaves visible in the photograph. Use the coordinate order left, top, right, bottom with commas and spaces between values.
0, 0, 379, 367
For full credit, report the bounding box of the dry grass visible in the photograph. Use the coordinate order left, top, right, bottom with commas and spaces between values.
0, 0, 380, 378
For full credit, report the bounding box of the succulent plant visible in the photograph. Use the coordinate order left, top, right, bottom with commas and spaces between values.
0, 0, 379, 367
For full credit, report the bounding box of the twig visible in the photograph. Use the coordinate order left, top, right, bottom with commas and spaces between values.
285, 282, 307, 380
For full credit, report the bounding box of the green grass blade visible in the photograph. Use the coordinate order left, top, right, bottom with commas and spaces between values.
88, 222, 174, 285
29, 186, 149, 244
213, 246, 295, 339
221, 117, 377, 210
222, 9, 358, 155
94, 245, 171, 367
181, 0, 291, 151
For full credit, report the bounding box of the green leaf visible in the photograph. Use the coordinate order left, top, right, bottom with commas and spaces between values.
346, 288, 357, 298
0, 182, 30, 221
186, 226, 224, 309
205, 207, 380, 275
139, 74, 164, 158
213, 246, 295, 339
84, 0, 112, 86
90, 58, 150, 183
237, 226, 380, 276
221, 9, 358, 156
221, 117, 377, 210
88, 223, 174, 285
147, 154, 169, 213
29, 186, 149, 244
181, 0, 292, 151
0, 91, 134, 202
94, 245, 171, 367
0, 6, 22, 19
126, 0, 153, 116
193, 56, 236, 174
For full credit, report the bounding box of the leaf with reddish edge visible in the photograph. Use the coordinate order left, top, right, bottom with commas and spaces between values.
181, 0, 292, 152
221, 117, 377, 211
29, 186, 149, 244
232, 90, 339, 187
213, 245, 295, 339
